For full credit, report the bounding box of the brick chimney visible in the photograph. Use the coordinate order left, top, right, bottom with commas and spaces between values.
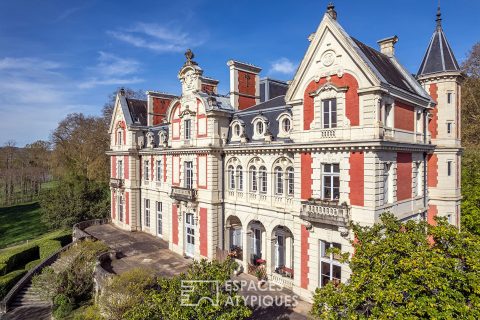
227, 60, 261, 110
377, 36, 398, 57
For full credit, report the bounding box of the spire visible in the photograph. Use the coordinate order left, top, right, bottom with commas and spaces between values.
417, 7, 460, 77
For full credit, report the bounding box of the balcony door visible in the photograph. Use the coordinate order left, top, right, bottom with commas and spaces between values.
275, 234, 285, 269
185, 213, 195, 257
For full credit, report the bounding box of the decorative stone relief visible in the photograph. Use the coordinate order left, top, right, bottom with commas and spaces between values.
146, 131, 155, 148
321, 50, 336, 67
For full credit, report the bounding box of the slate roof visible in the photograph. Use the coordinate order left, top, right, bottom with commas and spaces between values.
417, 11, 460, 76
227, 95, 291, 144
126, 98, 148, 126
352, 38, 419, 94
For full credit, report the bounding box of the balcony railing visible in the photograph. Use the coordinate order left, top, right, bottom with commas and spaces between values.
320, 129, 336, 139
170, 186, 197, 202
300, 200, 350, 226
109, 178, 124, 188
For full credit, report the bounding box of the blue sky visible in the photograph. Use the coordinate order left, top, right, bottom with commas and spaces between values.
0, 0, 478, 146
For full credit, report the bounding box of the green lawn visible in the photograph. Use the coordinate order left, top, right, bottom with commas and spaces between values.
0, 202, 50, 249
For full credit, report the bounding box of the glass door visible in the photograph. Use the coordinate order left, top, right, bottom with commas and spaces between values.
185, 213, 195, 257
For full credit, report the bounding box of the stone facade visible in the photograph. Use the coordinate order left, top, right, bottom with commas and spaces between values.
106, 6, 461, 301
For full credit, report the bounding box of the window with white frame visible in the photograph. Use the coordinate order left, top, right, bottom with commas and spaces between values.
282, 117, 291, 133
323, 164, 340, 200
255, 121, 265, 136
156, 201, 162, 235
249, 166, 257, 192
319, 241, 342, 287
234, 123, 241, 137
185, 161, 193, 189
415, 162, 422, 197
323, 99, 337, 129
384, 163, 394, 204
274, 166, 284, 195
230, 228, 242, 249
259, 166, 267, 193
228, 165, 235, 190
287, 167, 294, 196
117, 160, 123, 179
144, 198, 150, 227
236, 166, 243, 190
184, 119, 191, 140
118, 193, 124, 222
156, 160, 162, 181
144, 160, 149, 181
117, 130, 123, 145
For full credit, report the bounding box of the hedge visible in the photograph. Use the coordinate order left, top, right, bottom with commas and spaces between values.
39, 240, 62, 260
0, 246, 39, 275
53, 234, 72, 247
25, 259, 42, 271
0, 269, 27, 299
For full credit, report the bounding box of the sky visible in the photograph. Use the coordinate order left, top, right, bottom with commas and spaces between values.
0, 0, 478, 146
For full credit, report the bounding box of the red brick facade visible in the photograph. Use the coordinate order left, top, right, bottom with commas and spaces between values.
349, 151, 364, 206
300, 225, 310, 289
301, 153, 313, 199
394, 101, 415, 132
199, 207, 208, 257
397, 153, 413, 201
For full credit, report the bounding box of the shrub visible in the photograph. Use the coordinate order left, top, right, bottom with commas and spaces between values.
0, 263, 6, 276
53, 293, 74, 319
74, 304, 104, 320
25, 259, 42, 270
0, 245, 39, 274
39, 239, 62, 259
53, 234, 73, 247
0, 269, 27, 299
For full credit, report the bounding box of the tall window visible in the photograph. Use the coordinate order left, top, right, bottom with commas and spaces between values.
274, 167, 283, 195
144, 160, 149, 181
282, 118, 291, 133
118, 194, 124, 222
447, 122, 452, 134
415, 162, 422, 197
228, 165, 235, 190
236, 166, 243, 190
144, 199, 150, 227
323, 164, 340, 200
447, 160, 453, 176
184, 119, 191, 140
117, 130, 123, 145
256, 121, 264, 136
323, 99, 337, 128
385, 104, 393, 127
117, 160, 123, 179
156, 160, 162, 181
287, 167, 294, 196
447, 92, 452, 104
234, 124, 241, 137
320, 241, 342, 287
185, 161, 193, 188
156, 201, 162, 235
384, 163, 393, 204
249, 166, 257, 192
259, 166, 267, 193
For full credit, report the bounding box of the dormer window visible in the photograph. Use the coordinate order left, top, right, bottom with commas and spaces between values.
117, 130, 123, 145
234, 124, 241, 137
323, 99, 337, 128
282, 118, 291, 133
256, 121, 265, 136
184, 119, 191, 140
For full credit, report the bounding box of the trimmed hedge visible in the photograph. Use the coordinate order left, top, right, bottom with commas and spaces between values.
25, 259, 42, 271
0, 263, 6, 276
0, 269, 27, 299
0, 246, 39, 275
53, 234, 72, 247
40, 240, 62, 260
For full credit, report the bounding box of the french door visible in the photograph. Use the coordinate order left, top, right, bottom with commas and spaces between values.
275, 234, 285, 268
185, 213, 195, 257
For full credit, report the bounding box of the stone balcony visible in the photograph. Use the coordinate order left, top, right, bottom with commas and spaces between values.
170, 186, 197, 202
299, 200, 350, 227
109, 178, 124, 188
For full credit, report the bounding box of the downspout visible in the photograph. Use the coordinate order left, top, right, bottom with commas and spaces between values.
221, 152, 225, 250
423, 109, 428, 220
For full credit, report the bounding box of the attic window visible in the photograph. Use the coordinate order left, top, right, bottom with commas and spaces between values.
255, 121, 265, 136
234, 123, 242, 137
117, 130, 123, 145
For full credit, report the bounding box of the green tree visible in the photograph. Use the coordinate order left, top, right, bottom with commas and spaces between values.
311, 213, 480, 319
461, 149, 480, 235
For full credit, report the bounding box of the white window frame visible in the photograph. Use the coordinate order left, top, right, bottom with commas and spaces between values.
184, 119, 191, 141
384, 163, 394, 204
117, 130, 123, 145
236, 166, 243, 191
282, 118, 291, 133
144, 198, 150, 228
249, 166, 257, 192
117, 160, 123, 179
322, 164, 340, 201
447, 160, 453, 177
144, 160, 149, 181
447, 122, 453, 135
156, 160, 162, 182
319, 240, 342, 287
156, 201, 163, 236
259, 166, 267, 194
322, 98, 337, 129
415, 162, 422, 197
274, 166, 284, 195
185, 161, 193, 189
256, 121, 264, 136
118, 193, 124, 222
228, 165, 235, 190
287, 167, 294, 196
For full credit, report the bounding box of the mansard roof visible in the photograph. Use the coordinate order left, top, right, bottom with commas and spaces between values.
417, 8, 460, 76
126, 98, 147, 126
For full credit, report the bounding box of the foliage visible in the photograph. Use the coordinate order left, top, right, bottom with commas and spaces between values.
73, 304, 104, 320
461, 149, 480, 235
0, 202, 49, 248
32, 240, 109, 308
0, 269, 27, 299
0, 245, 39, 275
311, 213, 480, 319
98, 268, 156, 319
24, 259, 42, 270
123, 258, 252, 320
40, 176, 110, 229
53, 293, 74, 319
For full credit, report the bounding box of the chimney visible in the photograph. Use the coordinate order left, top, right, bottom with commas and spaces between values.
227, 60, 262, 110
377, 36, 398, 57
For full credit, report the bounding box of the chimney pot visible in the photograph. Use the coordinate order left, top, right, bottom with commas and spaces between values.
377, 36, 398, 57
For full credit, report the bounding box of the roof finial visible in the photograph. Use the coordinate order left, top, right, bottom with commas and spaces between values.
327, 2, 337, 20
183, 49, 198, 66
436, 4, 442, 30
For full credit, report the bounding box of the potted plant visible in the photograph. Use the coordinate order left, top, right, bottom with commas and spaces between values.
255, 265, 267, 287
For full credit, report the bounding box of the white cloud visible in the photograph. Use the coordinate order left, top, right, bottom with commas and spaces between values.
0, 57, 62, 71
269, 58, 297, 75
77, 52, 144, 89
107, 22, 203, 53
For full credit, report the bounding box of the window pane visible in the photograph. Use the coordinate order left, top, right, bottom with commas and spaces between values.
332, 265, 341, 280
324, 164, 331, 173
333, 164, 340, 173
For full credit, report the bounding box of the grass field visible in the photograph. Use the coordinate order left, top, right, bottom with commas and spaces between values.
0, 202, 50, 249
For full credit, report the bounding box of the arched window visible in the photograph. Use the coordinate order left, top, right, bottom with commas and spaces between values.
282, 118, 291, 133
249, 166, 257, 192
236, 166, 243, 190
286, 167, 294, 196
228, 165, 235, 190
274, 167, 283, 195
259, 166, 267, 193
256, 121, 264, 136
234, 124, 241, 137
117, 130, 123, 145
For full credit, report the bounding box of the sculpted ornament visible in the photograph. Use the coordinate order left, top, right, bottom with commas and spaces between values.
146, 131, 155, 148
321, 50, 335, 67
